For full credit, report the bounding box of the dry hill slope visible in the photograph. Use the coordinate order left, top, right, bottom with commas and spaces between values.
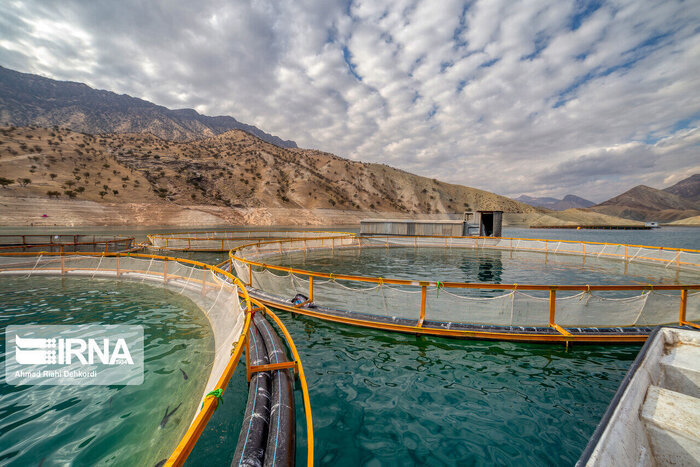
663, 174, 700, 203
0, 126, 645, 227
589, 185, 700, 222
0, 126, 537, 225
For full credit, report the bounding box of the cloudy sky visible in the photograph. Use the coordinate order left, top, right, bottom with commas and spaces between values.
1, 0, 699, 201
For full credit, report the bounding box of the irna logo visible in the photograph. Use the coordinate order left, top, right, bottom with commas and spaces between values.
14, 334, 134, 365
6, 324, 144, 386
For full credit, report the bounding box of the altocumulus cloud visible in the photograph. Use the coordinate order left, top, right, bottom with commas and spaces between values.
0, 0, 699, 201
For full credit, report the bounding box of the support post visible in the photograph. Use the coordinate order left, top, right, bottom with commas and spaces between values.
116, 256, 120, 278
418, 283, 427, 327
679, 289, 688, 325
163, 260, 167, 284
201, 269, 207, 295
548, 289, 556, 327
60, 245, 65, 275
248, 264, 252, 286
309, 276, 314, 302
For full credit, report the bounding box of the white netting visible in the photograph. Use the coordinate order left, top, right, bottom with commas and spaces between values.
231, 235, 700, 328
148, 230, 351, 251
0, 254, 245, 430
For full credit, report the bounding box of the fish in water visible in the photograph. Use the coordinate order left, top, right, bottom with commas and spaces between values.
160, 403, 182, 429
154, 460, 167, 467
108, 396, 113, 408
179, 368, 188, 380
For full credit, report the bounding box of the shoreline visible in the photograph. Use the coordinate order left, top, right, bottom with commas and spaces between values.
2, 196, 699, 229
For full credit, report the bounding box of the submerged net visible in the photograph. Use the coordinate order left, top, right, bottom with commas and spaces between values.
231, 235, 700, 328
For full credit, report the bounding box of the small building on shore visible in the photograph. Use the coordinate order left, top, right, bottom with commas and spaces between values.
360, 211, 503, 237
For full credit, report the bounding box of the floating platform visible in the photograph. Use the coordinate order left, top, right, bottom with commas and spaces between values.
579, 326, 700, 465
531, 225, 651, 230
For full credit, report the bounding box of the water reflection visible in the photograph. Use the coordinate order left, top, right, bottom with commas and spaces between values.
458, 250, 504, 283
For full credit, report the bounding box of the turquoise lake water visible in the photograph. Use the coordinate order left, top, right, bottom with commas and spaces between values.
180, 227, 700, 466
0, 277, 214, 466
268, 246, 700, 299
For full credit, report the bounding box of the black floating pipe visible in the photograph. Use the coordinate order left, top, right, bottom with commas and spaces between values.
254, 313, 296, 467
231, 321, 271, 466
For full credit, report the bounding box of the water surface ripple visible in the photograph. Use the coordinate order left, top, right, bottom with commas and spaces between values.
278, 314, 637, 466
0, 277, 214, 466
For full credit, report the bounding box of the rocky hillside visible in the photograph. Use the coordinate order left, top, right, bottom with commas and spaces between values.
663, 174, 700, 203
0, 66, 297, 148
0, 126, 538, 222
589, 184, 700, 222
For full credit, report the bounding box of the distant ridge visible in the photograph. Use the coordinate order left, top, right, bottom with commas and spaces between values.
589, 183, 700, 222
0, 66, 297, 148
663, 174, 700, 203
515, 194, 594, 210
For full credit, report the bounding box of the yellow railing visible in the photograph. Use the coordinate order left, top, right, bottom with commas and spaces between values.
0, 251, 314, 466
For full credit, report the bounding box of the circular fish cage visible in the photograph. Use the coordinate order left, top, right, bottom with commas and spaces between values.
0, 251, 313, 465
147, 230, 352, 252
0, 233, 137, 253
229, 234, 700, 344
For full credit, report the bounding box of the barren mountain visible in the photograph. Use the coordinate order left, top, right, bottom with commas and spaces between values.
663, 174, 700, 202
0, 126, 545, 225
589, 185, 700, 222
0, 66, 297, 148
